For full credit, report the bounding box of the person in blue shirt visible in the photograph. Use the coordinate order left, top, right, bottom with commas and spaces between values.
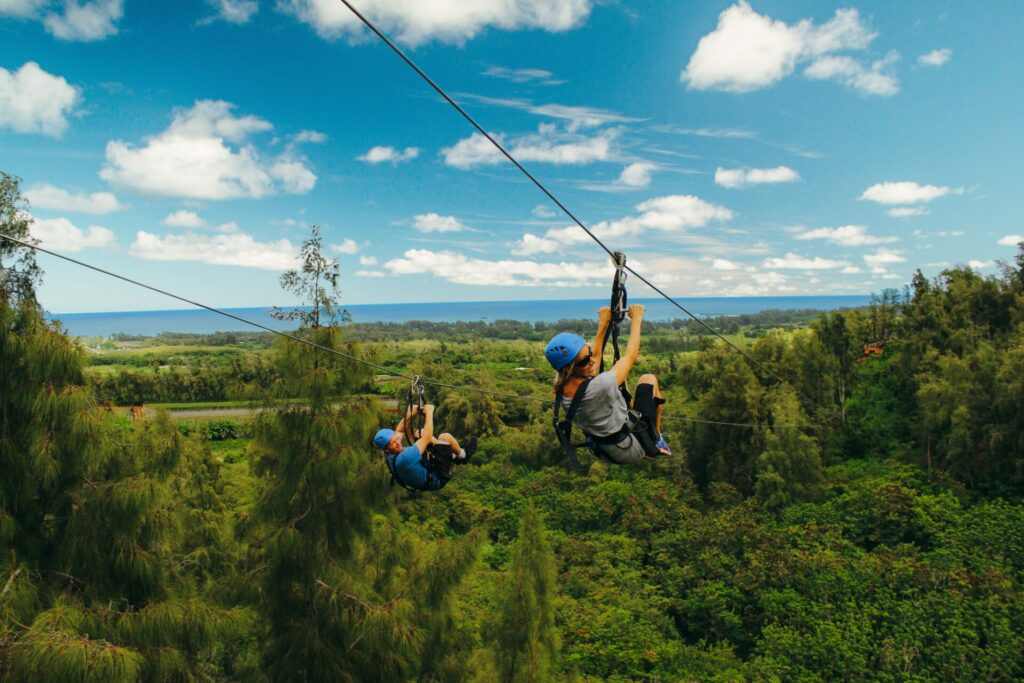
373, 402, 477, 491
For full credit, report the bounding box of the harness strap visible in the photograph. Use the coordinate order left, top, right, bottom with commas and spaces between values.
600, 252, 632, 405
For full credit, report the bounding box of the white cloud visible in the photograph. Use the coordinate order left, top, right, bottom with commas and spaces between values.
918, 48, 951, 67
270, 158, 317, 194
130, 230, 299, 270
462, 94, 640, 132
357, 145, 420, 164
163, 210, 206, 228
44, 0, 123, 41
278, 0, 592, 47
413, 213, 466, 233
841, 265, 861, 274
330, 238, 359, 254
969, 260, 994, 270
385, 248, 611, 287
763, 253, 850, 270
24, 183, 123, 214
0, 61, 80, 137
0, 0, 47, 18
889, 206, 929, 217
356, 270, 386, 278
443, 127, 617, 170
863, 248, 907, 269
532, 204, 557, 219
715, 165, 799, 189
617, 162, 657, 188
711, 258, 740, 271
30, 216, 115, 251
514, 194, 732, 255
101, 100, 316, 199
483, 66, 563, 86
294, 129, 327, 143
804, 51, 899, 96
209, 0, 258, 24
682, 3, 882, 94
359, 255, 378, 266
795, 225, 897, 247
160, 210, 238, 233
861, 181, 962, 205
998, 234, 1023, 246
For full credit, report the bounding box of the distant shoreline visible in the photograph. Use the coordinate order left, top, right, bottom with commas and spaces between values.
49, 295, 872, 337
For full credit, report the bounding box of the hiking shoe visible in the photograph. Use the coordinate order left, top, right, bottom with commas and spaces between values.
460, 437, 478, 463
655, 433, 672, 456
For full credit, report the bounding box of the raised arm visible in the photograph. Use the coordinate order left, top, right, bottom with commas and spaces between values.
611, 304, 645, 386
394, 403, 419, 442
591, 306, 612, 369
413, 404, 435, 454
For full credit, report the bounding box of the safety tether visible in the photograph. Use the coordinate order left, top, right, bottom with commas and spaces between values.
600, 252, 632, 404
405, 375, 426, 441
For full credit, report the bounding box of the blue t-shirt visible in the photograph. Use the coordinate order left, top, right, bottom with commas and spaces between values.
388, 443, 440, 490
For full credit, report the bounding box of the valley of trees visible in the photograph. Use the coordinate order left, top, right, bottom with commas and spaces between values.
2, 172, 1024, 681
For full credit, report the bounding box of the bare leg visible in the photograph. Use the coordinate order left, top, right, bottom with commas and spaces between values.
636, 373, 664, 434
437, 432, 463, 457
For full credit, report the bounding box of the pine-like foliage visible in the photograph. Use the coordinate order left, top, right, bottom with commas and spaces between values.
491, 508, 560, 683
0, 274, 250, 680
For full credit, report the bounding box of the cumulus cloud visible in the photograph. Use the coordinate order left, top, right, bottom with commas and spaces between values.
0, 61, 80, 136
359, 255, 378, 266
278, 0, 592, 46
998, 234, 1023, 246
294, 129, 327, 144
101, 100, 316, 199
762, 253, 850, 270
841, 265, 861, 274
968, 259, 994, 270
532, 204, 557, 219
356, 270, 386, 278
889, 206, 929, 217
24, 183, 123, 214
357, 145, 420, 164
617, 162, 657, 188
682, 3, 886, 94
711, 258, 741, 270
207, 0, 258, 24
0, 0, 47, 18
44, 0, 123, 41
161, 210, 238, 233
483, 66, 563, 86
514, 194, 732, 256
918, 48, 951, 67
385, 249, 611, 287
715, 165, 799, 189
804, 51, 899, 96
863, 248, 907, 269
795, 225, 897, 247
330, 238, 358, 254
130, 230, 299, 270
443, 126, 617, 170
861, 181, 962, 205
413, 213, 466, 233
30, 216, 115, 251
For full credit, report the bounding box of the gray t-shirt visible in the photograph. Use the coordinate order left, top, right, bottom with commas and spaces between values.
561, 370, 646, 464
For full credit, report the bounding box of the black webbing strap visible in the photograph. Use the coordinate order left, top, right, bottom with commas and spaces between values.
405, 375, 425, 441
553, 379, 593, 472
600, 252, 631, 404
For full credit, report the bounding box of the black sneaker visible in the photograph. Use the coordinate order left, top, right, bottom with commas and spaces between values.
460, 437, 478, 463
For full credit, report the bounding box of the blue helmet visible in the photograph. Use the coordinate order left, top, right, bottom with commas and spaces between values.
545, 332, 586, 370
373, 428, 396, 449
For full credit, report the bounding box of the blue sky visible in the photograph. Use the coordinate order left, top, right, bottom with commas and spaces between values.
2, 0, 1022, 313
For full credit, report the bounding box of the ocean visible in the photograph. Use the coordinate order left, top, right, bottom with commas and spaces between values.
49, 295, 873, 337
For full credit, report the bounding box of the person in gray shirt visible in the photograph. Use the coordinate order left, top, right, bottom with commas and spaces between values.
545, 304, 670, 464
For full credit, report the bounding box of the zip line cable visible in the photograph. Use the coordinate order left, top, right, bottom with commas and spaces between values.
334, 0, 835, 420
1, 235, 804, 431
